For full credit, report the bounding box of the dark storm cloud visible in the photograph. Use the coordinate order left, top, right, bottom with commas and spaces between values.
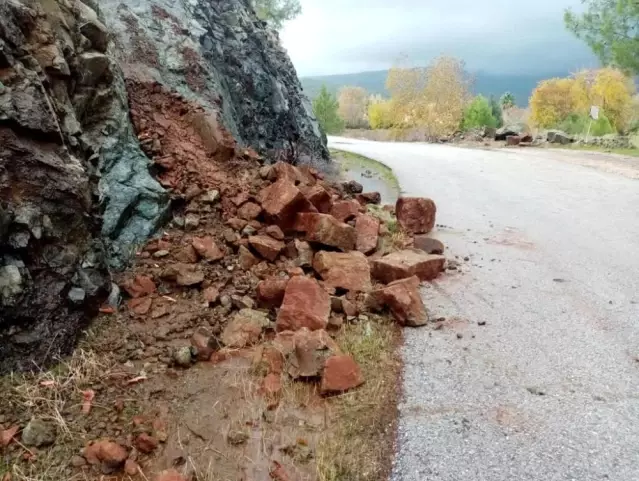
281, 0, 597, 76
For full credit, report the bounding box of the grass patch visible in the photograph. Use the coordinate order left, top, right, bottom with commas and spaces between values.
330, 149, 400, 195
317, 316, 401, 481
561, 144, 639, 157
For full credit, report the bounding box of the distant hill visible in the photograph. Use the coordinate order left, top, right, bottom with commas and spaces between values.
300, 69, 571, 107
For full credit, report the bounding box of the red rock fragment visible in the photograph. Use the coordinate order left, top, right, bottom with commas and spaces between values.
371, 249, 445, 283
256, 278, 288, 308
192, 236, 224, 261
295, 213, 356, 251
395, 197, 436, 234
249, 235, 285, 262
313, 251, 372, 292
368, 276, 427, 326
123, 275, 156, 298
330, 199, 360, 222
320, 355, 364, 394
276, 277, 330, 331
355, 214, 380, 255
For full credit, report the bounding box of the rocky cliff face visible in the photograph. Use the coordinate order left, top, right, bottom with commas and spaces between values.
99, 0, 328, 163
0, 0, 327, 372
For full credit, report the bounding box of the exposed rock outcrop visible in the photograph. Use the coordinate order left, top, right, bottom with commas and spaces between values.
0, 0, 168, 372
98, 0, 328, 163
0, 0, 328, 372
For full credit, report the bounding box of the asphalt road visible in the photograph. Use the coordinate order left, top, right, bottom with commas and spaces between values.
328, 137, 639, 481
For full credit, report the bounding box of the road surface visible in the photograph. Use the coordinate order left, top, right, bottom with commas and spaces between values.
328, 137, 639, 481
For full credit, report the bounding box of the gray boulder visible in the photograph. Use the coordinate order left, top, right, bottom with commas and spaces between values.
547, 130, 574, 145
495, 123, 528, 141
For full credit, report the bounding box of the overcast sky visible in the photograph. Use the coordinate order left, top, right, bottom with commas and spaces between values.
280, 0, 598, 77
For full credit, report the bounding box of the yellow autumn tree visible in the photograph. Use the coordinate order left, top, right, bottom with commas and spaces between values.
530, 68, 636, 131
368, 98, 393, 129
530, 78, 580, 128
384, 56, 471, 136
338, 86, 369, 128
588, 67, 635, 130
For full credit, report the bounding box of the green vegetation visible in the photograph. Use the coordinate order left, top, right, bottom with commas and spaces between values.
500, 91, 516, 109
462, 95, 498, 130
252, 0, 301, 29
490, 96, 504, 128
556, 113, 615, 137
330, 149, 400, 195
313, 85, 344, 135
564, 144, 639, 157
565, 0, 639, 75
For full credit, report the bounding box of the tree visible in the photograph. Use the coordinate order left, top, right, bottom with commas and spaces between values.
384, 56, 472, 136
530, 78, 579, 128
368, 99, 393, 129
462, 95, 497, 130
490, 96, 504, 128
312, 85, 344, 135
338, 86, 369, 128
565, 0, 639, 75
252, 0, 301, 30
500, 92, 516, 109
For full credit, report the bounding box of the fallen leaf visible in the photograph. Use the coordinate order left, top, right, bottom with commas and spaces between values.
99, 306, 115, 314
1, 425, 19, 447
82, 389, 95, 414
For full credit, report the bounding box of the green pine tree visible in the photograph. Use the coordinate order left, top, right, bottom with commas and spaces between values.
312, 85, 344, 135
462, 95, 497, 130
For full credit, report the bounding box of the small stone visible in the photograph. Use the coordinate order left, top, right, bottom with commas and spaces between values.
242, 225, 257, 237
83, 440, 128, 469
413, 236, 445, 255
124, 459, 139, 476
456, 333, 463, 339
176, 264, 205, 286
156, 469, 189, 481
238, 245, 259, 269
22, 418, 56, 447
256, 278, 288, 309
526, 386, 546, 396
478, 321, 487, 326
134, 433, 159, 453
265, 225, 285, 240
371, 249, 446, 283
173, 347, 192, 367
191, 328, 214, 361
249, 235, 285, 262
342, 180, 363, 194
238, 202, 262, 220
153, 249, 170, 258
192, 236, 224, 262
70, 455, 87, 467
184, 213, 200, 231
200, 189, 220, 204
202, 287, 219, 305
68, 287, 86, 304
227, 430, 249, 445
123, 275, 156, 298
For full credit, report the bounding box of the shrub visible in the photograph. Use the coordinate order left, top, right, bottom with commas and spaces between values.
368, 100, 393, 129
313, 85, 344, 135
461, 95, 497, 130
556, 113, 615, 136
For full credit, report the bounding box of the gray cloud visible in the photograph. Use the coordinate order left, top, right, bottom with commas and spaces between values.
280, 0, 598, 76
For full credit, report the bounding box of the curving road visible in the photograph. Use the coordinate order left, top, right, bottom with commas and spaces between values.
328, 137, 639, 481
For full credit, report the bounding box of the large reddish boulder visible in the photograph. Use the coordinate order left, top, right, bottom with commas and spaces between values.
368, 276, 427, 326
371, 249, 445, 283
302, 184, 332, 213
259, 178, 316, 228
192, 236, 224, 262
269, 161, 313, 185
355, 215, 380, 255
313, 251, 371, 292
249, 235, 285, 262
295, 213, 356, 251
330, 199, 360, 222
276, 277, 330, 331
395, 197, 436, 234
320, 355, 364, 394
256, 278, 289, 308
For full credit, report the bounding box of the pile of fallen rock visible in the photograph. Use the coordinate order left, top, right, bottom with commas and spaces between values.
65, 160, 447, 478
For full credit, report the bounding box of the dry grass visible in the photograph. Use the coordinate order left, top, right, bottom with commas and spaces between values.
0, 349, 119, 481
316, 316, 401, 481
